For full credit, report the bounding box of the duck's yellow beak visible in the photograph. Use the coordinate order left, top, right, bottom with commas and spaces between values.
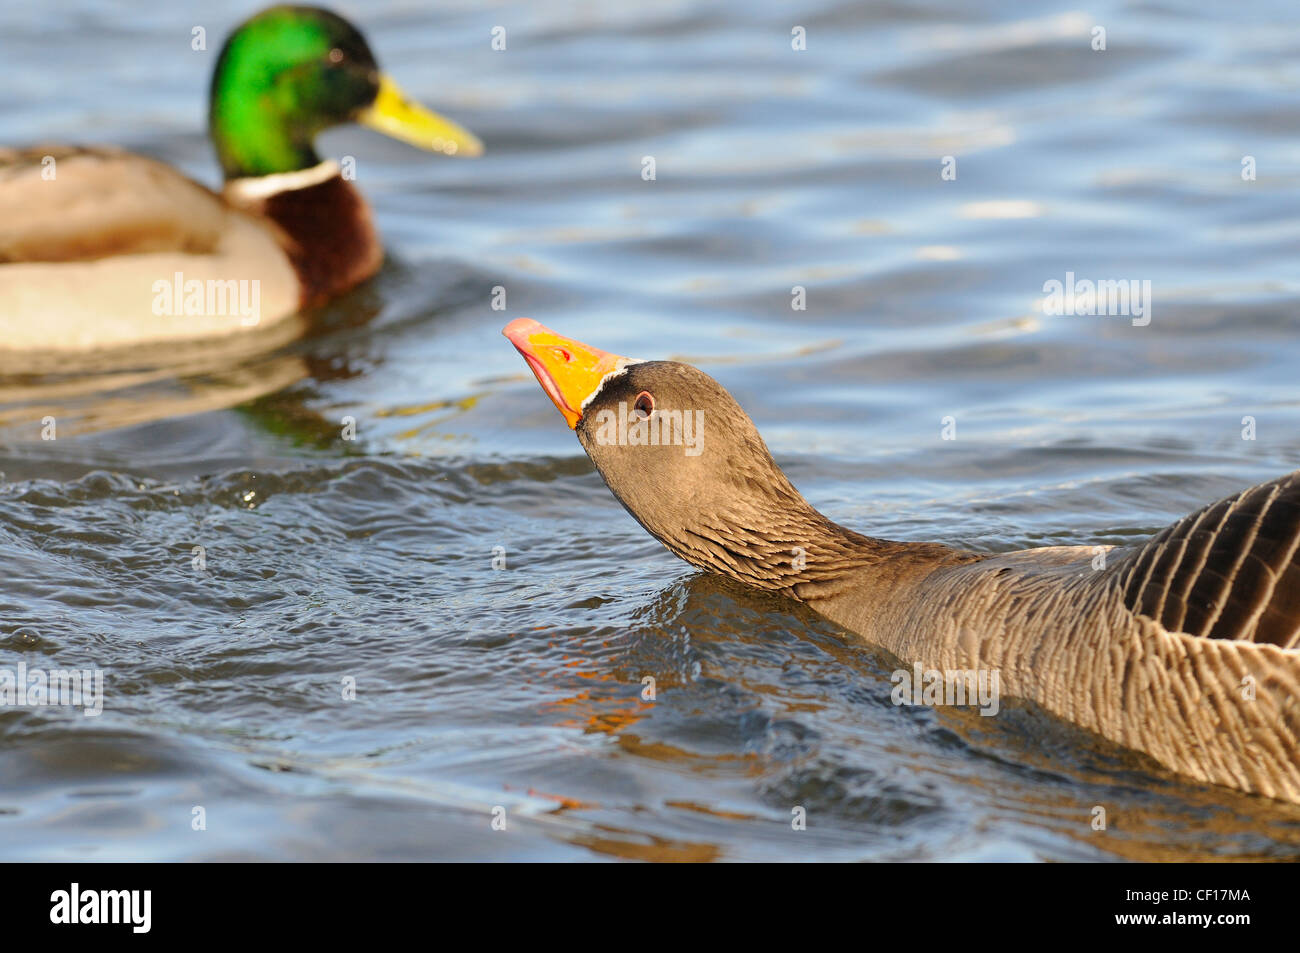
358, 73, 484, 157
503, 319, 630, 429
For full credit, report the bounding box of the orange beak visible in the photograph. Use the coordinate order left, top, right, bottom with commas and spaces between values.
502, 319, 631, 429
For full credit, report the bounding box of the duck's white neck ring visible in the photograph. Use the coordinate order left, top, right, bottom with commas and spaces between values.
223, 159, 341, 202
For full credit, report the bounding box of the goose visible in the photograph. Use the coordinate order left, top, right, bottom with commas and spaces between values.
0, 5, 481, 356
503, 317, 1300, 804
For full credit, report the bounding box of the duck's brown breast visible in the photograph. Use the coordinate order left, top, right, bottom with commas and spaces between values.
228, 172, 383, 310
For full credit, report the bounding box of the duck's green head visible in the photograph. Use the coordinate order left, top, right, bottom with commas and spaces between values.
209, 4, 482, 180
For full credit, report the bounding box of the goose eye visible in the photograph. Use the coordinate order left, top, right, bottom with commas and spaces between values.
327, 47, 344, 64
633, 391, 655, 419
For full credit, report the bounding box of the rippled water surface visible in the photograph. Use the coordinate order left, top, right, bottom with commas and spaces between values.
3, 0, 1300, 860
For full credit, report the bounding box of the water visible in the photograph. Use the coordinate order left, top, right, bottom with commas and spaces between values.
2, 0, 1300, 861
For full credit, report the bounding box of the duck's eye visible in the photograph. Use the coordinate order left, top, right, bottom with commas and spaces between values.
328, 47, 345, 64
633, 391, 655, 419
552, 347, 573, 363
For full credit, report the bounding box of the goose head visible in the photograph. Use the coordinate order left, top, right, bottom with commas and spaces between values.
503, 318, 871, 589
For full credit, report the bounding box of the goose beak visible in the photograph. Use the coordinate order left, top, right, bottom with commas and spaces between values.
503, 319, 630, 429
358, 73, 484, 157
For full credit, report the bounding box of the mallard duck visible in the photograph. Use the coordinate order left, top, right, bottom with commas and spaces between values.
504, 318, 1300, 804
0, 5, 481, 355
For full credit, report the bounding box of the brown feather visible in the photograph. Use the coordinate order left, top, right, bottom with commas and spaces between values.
0, 146, 226, 262
1118, 471, 1300, 647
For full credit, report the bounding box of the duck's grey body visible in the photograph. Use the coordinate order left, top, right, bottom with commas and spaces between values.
820, 526, 1300, 802
0, 146, 302, 353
